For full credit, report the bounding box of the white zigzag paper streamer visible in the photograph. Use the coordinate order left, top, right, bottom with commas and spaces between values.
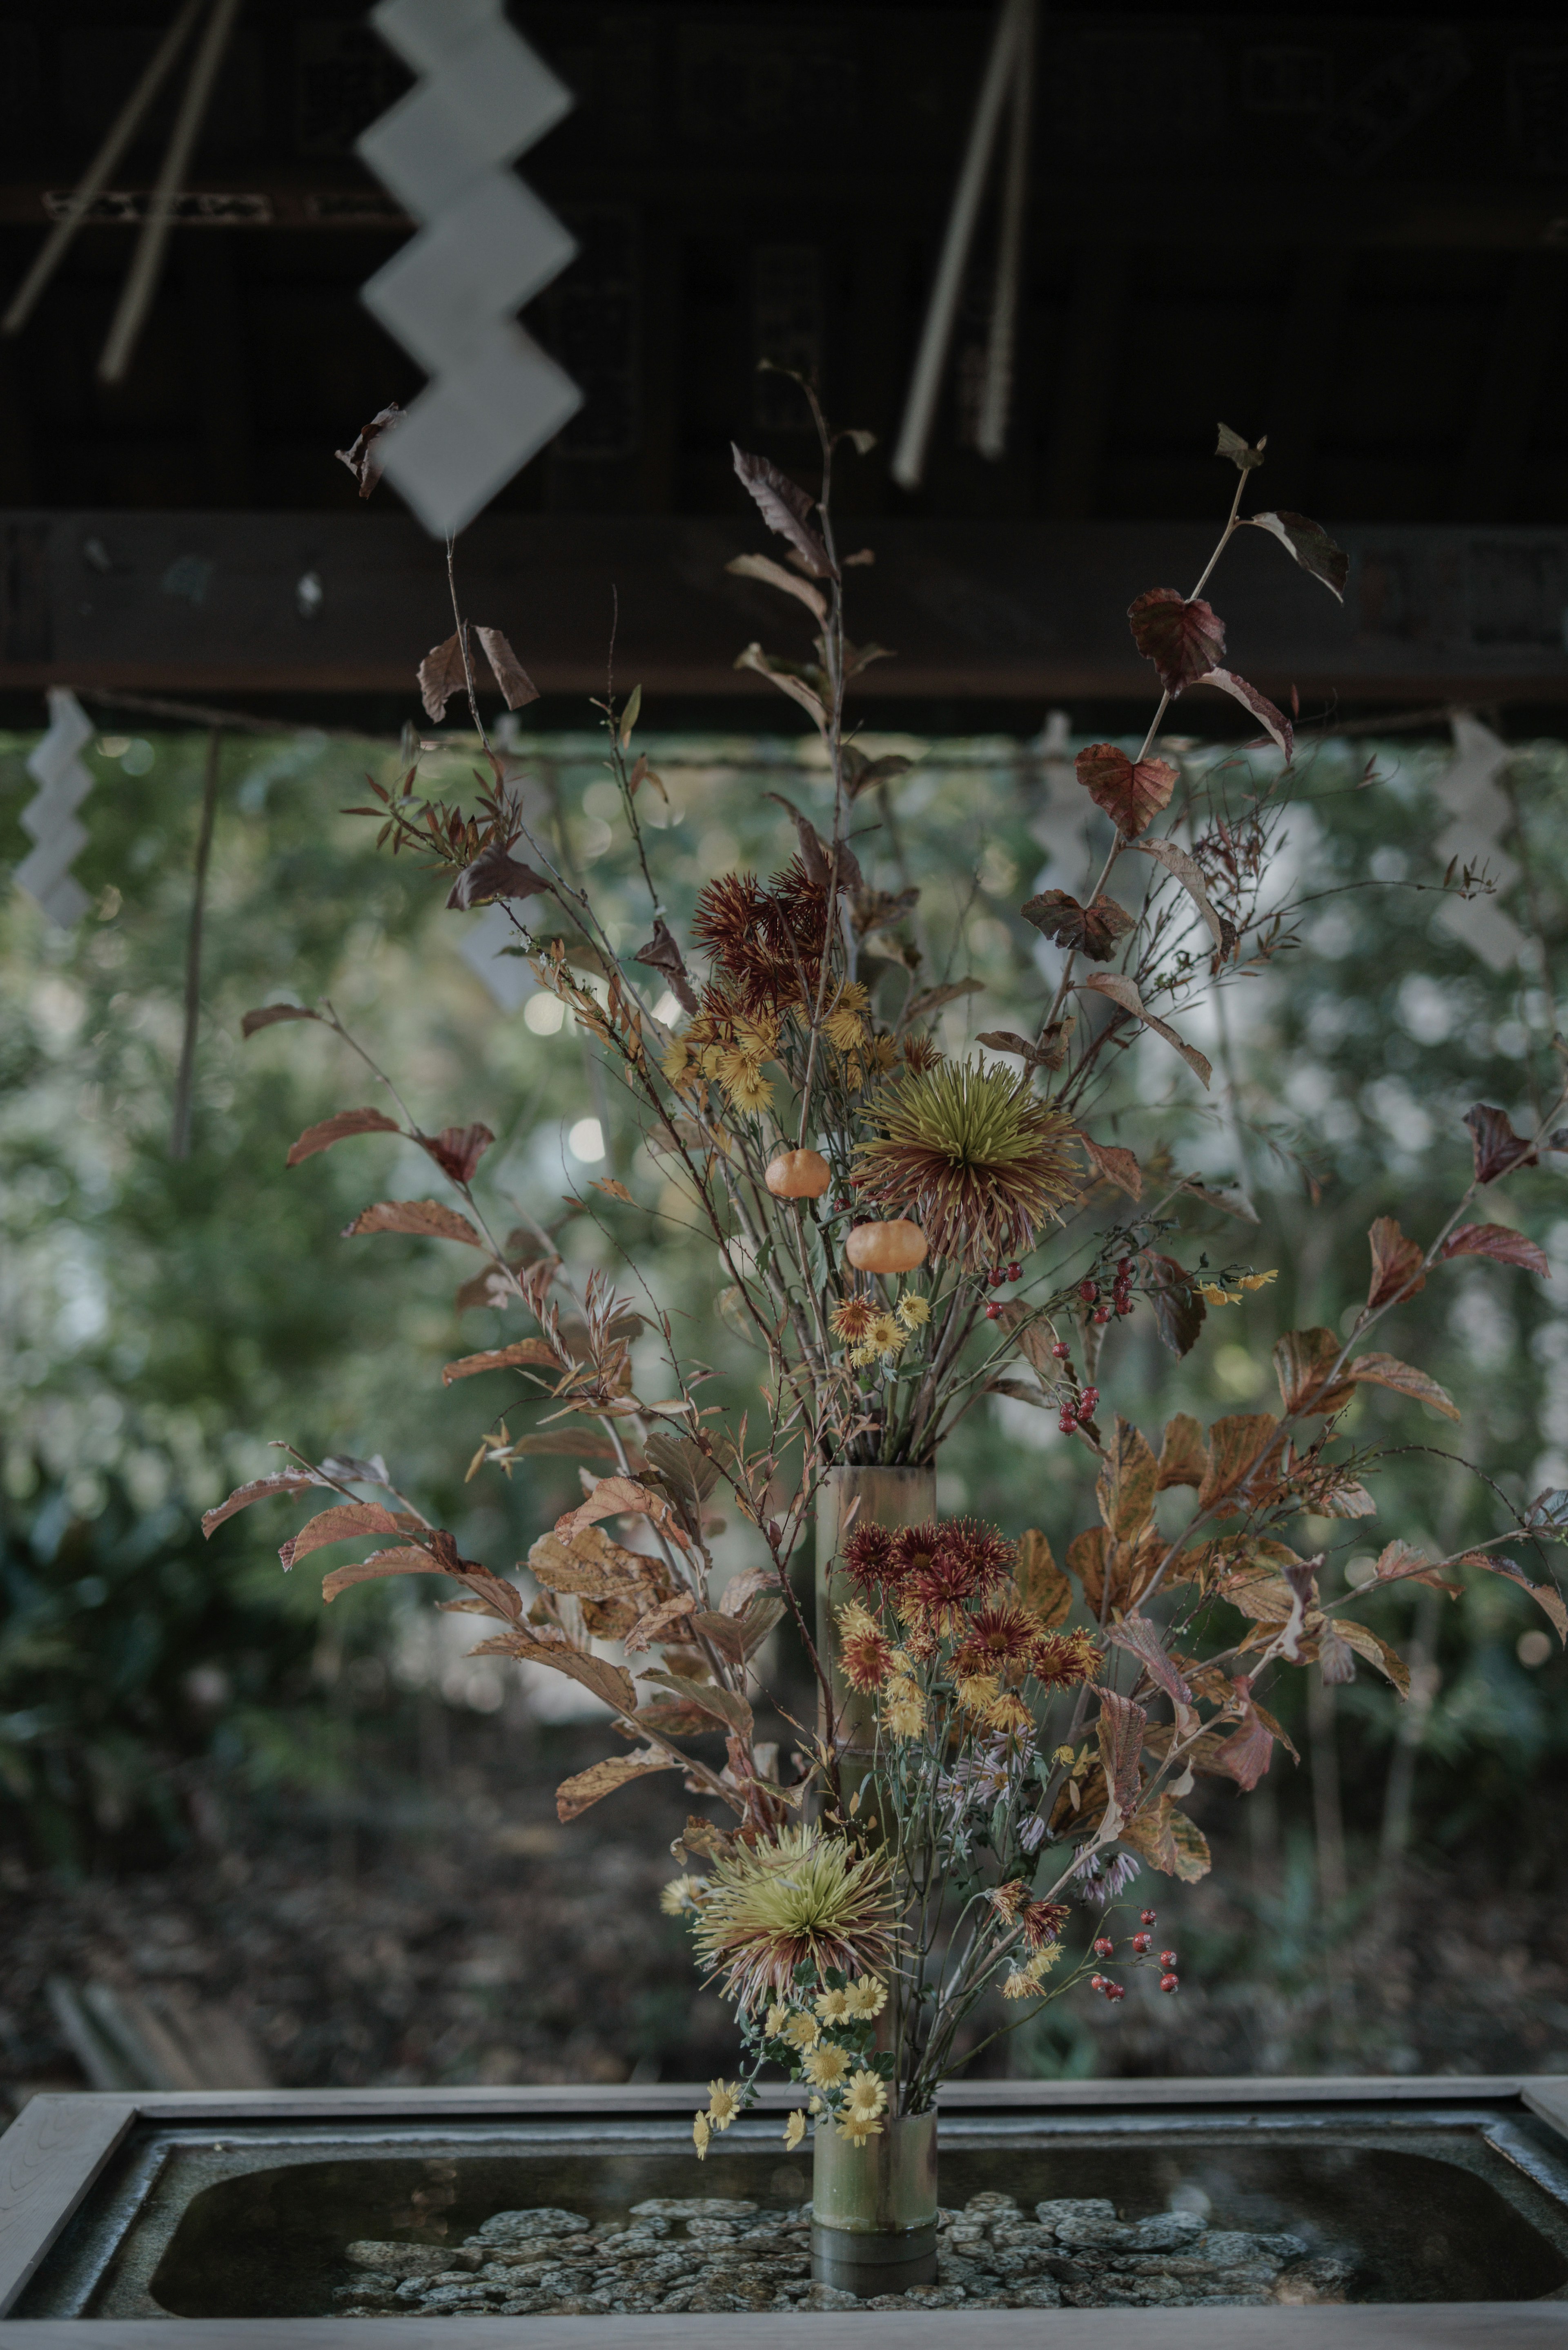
355, 0, 583, 537
16, 689, 95, 928
1430, 713, 1527, 974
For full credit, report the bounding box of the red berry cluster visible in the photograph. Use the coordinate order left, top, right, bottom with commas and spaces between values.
1057, 1384, 1098, 1436
1087, 1909, 1180, 2004
1111, 1256, 1135, 1317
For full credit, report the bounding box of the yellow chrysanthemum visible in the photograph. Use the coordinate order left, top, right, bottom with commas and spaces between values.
835, 1598, 878, 1641
956, 1670, 1002, 1715
986, 1690, 1033, 1736
897, 1290, 931, 1329
867, 1313, 907, 1359
693, 2109, 710, 2159
1001, 1944, 1062, 1999
662, 1036, 699, 1093
815, 1987, 852, 2025
865, 1033, 899, 1074
765, 2000, 790, 2038
845, 1975, 887, 2019
707, 2079, 742, 2131
784, 2110, 807, 2151
661, 1874, 706, 1915
838, 2114, 883, 2146
845, 2070, 888, 2126
825, 1006, 867, 1052
849, 1341, 878, 1368
831, 1297, 875, 1343
691, 1826, 896, 2009
804, 2042, 850, 2087
717, 1050, 775, 1114
781, 2011, 820, 2050
883, 1677, 925, 1739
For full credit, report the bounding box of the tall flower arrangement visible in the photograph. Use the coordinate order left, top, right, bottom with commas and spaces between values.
210, 390, 1568, 2142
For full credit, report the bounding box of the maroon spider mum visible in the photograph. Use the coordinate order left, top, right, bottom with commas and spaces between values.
951, 1596, 1040, 1680
905, 1519, 1014, 1617
843, 1521, 901, 1595
1022, 1900, 1071, 1951
842, 1627, 895, 1691
1029, 1627, 1101, 1689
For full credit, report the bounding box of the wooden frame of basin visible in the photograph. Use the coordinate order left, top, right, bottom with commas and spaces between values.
3, 2074, 1568, 2347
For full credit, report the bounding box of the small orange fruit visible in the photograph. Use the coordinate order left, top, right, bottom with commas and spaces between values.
765, 1148, 832, 1200
844, 1219, 928, 1274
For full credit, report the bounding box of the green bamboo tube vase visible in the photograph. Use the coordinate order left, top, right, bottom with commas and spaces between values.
811, 2107, 939, 2296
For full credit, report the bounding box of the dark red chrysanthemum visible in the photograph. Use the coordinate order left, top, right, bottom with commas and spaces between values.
1029, 1627, 1100, 1689
905, 1519, 1014, 1616
1023, 1900, 1071, 1951
690, 859, 833, 1014
951, 1596, 1039, 1681
843, 1521, 901, 1595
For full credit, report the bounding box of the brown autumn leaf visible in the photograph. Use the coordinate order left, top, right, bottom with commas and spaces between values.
1119, 1793, 1180, 1875
1345, 1353, 1460, 1421
1156, 1413, 1209, 1490
1141, 1252, 1206, 1359
1464, 1104, 1538, 1184
1441, 1222, 1550, 1278
471, 1633, 639, 1717
1367, 1215, 1427, 1309
241, 1003, 322, 1038
1211, 1693, 1274, 1790
342, 1199, 485, 1249
1371, 1540, 1459, 1594
1127, 588, 1226, 694
202, 1469, 328, 1536
643, 1670, 754, 1742
1329, 1618, 1410, 1697
1016, 1529, 1074, 1629
1104, 1616, 1193, 1711
624, 1590, 699, 1653
528, 1525, 660, 1601
557, 1474, 695, 1550
1197, 1414, 1281, 1513
1096, 1688, 1146, 1822
1074, 742, 1179, 839
473, 625, 539, 710
1459, 1553, 1568, 1644
442, 1338, 561, 1386
320, 1543, 452, 1600
1069, 1524, 1164, 1619
1189, 667, 1293, 758
555, 1751, 679, 1824
976, 1028, 1051, 1069
1169, 1807, 1211, 1882
285, 1106, 402, 1167
1019, 890, 1135, 962
446, 839, 553, 911
1096, 1416, 1158, 1543
1083, 973, 1213, 1088
731, 443, 835, 577
1245, 510, 1349, 600
420, 1123, 494, 1185
279, 1501, 404, 1572
1130, 837, 1227, 952
1080, 1136, 1142, 1200
724, 549, 828, 626
334, 401, 404, 496
634, 916, 699, 1015
418, 629, 472, 722
1272, 1326, 1354, 1416
733, 642, 827, 731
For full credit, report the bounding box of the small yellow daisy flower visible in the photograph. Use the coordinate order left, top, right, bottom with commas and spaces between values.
782, 2011, 821, 2051
866, 1312, 906, 1358
845, 1975, 887, 2019
845, 2070, 888, 2127
784, 2110, 807, 2151
814, 1987, 852, 2026
804, 2043, 851, 2088
883, 1677, 925, 1739
707, 2079, 742, 2131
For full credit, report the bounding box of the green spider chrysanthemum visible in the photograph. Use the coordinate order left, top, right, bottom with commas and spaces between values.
852, 1060, 1078, 1269
689, 1826, 897, 2013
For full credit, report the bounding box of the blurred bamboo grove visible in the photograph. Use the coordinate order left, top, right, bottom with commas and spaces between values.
2, 713, 1566, 2064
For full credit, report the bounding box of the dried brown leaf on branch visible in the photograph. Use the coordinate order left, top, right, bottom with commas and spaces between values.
334, 401, 404, 495
1245, 510, 1349, 600
1441, 1222, 1549, 1275
1156, 1414, 1209, 1489
634, 917, 699, 1015
1189, 667, 1294, 758
1096, 1689, 1146, 1822
1272, 1326, 1354, 1416
1197, 1414, 1281, 1513
1083, 973, 1213, 1088
1074, 743, 1178, 839
341, 1199, 485, 1249
1345, 1353, 1460, 1421
446, 841, 553, 910
734, 642, 827, 731
473, 626, 539, 709
1019, 889, 1134, 962
1080, 1135, 1142, 1200
1131, 837, 1227, 952
1015, 1530, 1073, 1628
1215, 421, 1265, 472
1463, 1104, 1539, 1184
241, 1003, 321, 1037
1459, 1553, 1568, 1643
555, 1752, 680, 1823
201, 1469, 329, 1536
724, 550, 829, 626
1367, 1215, 1427, 1309
285, 1107, 401, 1166
420, 1123, 494, 1185
279, 1501, 405, 1571
1211, 1688, 1274, 1790
1141, 1253, 1206, 1358
418, 631, 472, 722
441, 1338, 561, 1386
1096, 1417, 1158, 1543
1127, 589, 1226, 694
730, 444, 835, 578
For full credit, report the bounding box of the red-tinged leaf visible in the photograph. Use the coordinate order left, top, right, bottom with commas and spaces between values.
1105, 1616, 1192, 1711
473, 625, 538, 710
1442, 1223, 1550, 1278
724, 549, 829, 626
555, 1751, 679, 1823
1189, 668, 1293, 758
1083, 973, 1213, 1088
1198, 1414, 1281, 1513
280, 1501, 404, 1572
447, 840, 553, 911
334, 402, 404, 496
1095, 1688, 1146, 1822
730, 444, 835, 578
1080, 1136, 1143, 1200
286, 1106, 401, 1167
1246, 510, 1348, 601
1371, 1540, 1458, 1594
202, 1469, 327, 1537
557, 1474, 695, 1550
342, 1199, 485, 1249
1212, 1696, 1274, 1791
1074, 743, 1179, 840
1128, 589, 1226, 694
1142, 1253, 1206, 1359
1130, 837, 1226, 952
1460, 1553, 1568, 1644
634, 917, 699, 1015
420, 1123, 494, 1185
321, 1543, 479, 1601
623, 1591, 698, 1653
1156, 1414, 1208, 1489
1273, 1326, 1354, 1416
442, 1338, 561, 1386
418, 629, 471, 722
1463, 1104, 1539, 1185
1367, 1215, 1426, 1309
1019, 889, 1135, 962
471, 1632, 639, 1716
1345, 1353, 1460, 1422
1329, 1619, 1410, 1696
241, 1003, 321, 1038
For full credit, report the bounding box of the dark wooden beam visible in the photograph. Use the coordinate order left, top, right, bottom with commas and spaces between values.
2, 510, 1565, 705
1453, 251, 1565, 525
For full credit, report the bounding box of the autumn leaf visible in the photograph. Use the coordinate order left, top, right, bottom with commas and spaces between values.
416, 1123, 493, 1186
734, 642, 827, 731
1169, 1808, 1211, 1882
1083, 973, 1212, 1088
473, 625, 539, 710
555, 1751, 679, 1824
1079, 1136, 1142, 1200
528, 1525, 659, 1601
1096, 1688, 1146, 1821
1371, 1540, 1458, 1594
1245, 510, 1349, 601
1367, 1215, 1427, 1309
1211, 1694, 1274, 1790
1118, 1795, 1179, 1874
976, 1028, 1052, 1068
1074, 742, 1179, 839
320, 1543, 452, 1600
1127, 589, 1226, 695
731, 443, 835, 577
1215, 422, 1265, 472
1130, 837, 1226, 952
202, 1469, 328, 1537
1273, 1326, 1354, 1416
1198, 1414, 1281, 1513
644, 1670, 754, 1742
1016, 1529, 1073, 1629
342, 1199, 485, 1249
557, 1474, 695, 1550
1441, 1223, 1549, 1278
446, 840, 553, 912
442, 1338, 561, 1386
634, 916, 699, 1015
1460, 1553, 1568, 1644
724, 549, 828, 626
418, 629, 472, 722
1345, 1353, 1460, 1421
1141, 1252, 1206, 1358
1189, 667, 1293, 758
285, 1106, 402, 1167
1096, 1416, 1158, 1543
1463, 1103, 1538, 1184
1019, 890, 1135, 963
1328, 1618, 1410, 1697
280, 1501, 404, 1572
624, 1591, 699, 1653
334, 401, 404, 496
241, 1002, 321, 1038
1156, 1414, 1209, 1490
472, 1634, 639, 1717
1104, 1616, 1192, 1711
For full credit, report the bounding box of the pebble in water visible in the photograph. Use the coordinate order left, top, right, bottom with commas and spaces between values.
333, 2194, 1354, 2316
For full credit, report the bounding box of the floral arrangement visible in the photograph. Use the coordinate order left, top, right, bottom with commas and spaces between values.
209, 386, 1568, 2161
